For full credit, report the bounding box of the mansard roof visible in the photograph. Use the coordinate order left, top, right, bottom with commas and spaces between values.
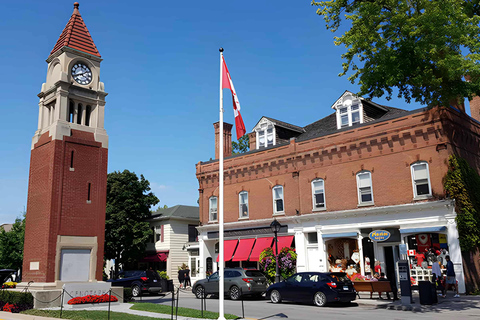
50, 2, 101, 58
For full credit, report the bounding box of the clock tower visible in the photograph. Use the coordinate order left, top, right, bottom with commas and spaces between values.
22, 2, 108, 285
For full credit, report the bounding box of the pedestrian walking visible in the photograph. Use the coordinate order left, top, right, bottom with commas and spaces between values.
443, 255, 459, 298
184, 266, 191, 288
178, 269, 185, 288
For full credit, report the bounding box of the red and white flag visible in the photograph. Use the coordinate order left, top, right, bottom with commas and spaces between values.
221, 56, 246, 139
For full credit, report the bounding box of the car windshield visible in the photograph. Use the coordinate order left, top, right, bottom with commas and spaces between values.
328, 273, 351, 283
245, 270, 264, 277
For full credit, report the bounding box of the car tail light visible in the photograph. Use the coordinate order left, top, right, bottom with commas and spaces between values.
327, 282, 337, 288
140, 277, 148, 282
242, 278, 254, 283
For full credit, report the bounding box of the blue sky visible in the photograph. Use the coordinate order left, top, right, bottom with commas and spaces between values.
0, 1, 464, 224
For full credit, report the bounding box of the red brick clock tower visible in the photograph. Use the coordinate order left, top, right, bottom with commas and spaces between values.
22, 2, 108, 285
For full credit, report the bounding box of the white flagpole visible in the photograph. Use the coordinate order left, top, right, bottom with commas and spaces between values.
218, 47, 226, 320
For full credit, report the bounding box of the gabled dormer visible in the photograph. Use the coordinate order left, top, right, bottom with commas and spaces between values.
252, 117, 304, 149
332, 91, 364, 129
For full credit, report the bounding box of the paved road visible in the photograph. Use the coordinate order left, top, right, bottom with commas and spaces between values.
134, 290, 480, 320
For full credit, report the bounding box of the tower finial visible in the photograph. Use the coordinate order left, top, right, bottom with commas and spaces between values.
74, 2, 79, 9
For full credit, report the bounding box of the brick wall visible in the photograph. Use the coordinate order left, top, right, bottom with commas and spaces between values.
23, 130, 107, 282
196, 107, 480, 225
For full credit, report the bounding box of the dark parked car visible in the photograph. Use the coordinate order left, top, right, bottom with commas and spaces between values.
0, 269, 16, 283
266, 272, 356, 307
107, 270, 162, 297
192, 268, 267, 300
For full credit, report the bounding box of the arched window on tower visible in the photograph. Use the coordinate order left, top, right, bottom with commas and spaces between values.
77, 104, 83, 125
85, 105, 92, 126
68, 100, 74, 123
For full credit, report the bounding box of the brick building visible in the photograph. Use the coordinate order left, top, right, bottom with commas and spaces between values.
196, 90, 480, 293
22, 3, 108, 286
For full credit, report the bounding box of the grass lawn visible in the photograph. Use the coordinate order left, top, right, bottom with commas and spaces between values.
21, 309, 170, 320
130, 302, 239, 319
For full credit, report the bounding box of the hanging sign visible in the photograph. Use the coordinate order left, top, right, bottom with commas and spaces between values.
368, 230, 391, 242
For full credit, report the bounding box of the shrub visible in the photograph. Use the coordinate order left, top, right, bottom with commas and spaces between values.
0, 291, 33, 313
157, 271, 169, 279
1, 282, 17, 289
123, 287, 133, 302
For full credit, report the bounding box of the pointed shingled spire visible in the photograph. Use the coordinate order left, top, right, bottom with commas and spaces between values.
50, 2, 101, 57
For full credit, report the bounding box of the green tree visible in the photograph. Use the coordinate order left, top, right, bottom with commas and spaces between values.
0, 215, 25, 272
232, 134, 249, 154
312, 0, 480, 107
105, 170, 159, 276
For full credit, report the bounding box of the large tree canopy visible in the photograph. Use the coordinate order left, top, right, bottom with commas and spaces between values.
105, 170, 159, 273
312, 0, 480, 107
232, 134, 250, 154
0, 216, 25, 271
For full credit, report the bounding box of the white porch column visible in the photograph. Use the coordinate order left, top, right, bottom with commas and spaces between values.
294, 227, 306, 272
446, 214, 465, 294
316, 227, 327, 272
357, 234, 365, 276
198, 237, 207, 279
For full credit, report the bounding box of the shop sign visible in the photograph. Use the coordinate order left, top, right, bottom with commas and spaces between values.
368, 230, 391, 242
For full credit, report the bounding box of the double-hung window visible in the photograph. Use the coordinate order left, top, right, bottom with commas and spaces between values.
356, 171, 374, 205
411, 162, 432, 198
256, 120, 275, 148
273, 185, 284, 214
311, 179, 325, 210
155, 226, 162, 242
239, 191, 249, 218
209, 197, 218, 222
335, 93, 364, 129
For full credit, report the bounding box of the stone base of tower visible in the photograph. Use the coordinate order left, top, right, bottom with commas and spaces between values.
15, 283, 124, 308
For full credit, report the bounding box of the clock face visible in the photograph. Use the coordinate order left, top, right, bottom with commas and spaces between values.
71, 63, 92, 85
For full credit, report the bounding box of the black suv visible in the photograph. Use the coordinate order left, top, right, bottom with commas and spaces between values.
107, 270, 162, 297
192, 268, 267, 300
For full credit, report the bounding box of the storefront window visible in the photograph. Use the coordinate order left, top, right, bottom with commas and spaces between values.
326, 238, 361, 277
405, 233, 449, 285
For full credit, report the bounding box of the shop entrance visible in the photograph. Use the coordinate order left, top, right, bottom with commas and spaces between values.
383, 245, 399, 284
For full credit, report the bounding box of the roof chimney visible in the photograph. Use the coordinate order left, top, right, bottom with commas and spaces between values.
247, 132, 256, 150
214, 122, 233, 159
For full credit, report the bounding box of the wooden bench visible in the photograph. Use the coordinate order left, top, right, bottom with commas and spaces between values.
353, 281, 393, 298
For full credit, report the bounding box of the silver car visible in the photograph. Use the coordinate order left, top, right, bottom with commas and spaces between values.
192, 268, 267, 300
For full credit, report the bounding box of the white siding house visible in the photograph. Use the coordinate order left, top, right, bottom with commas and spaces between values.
143, 205, 199, 285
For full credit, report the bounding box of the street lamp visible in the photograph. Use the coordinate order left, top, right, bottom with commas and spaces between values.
270, 219, 282, 283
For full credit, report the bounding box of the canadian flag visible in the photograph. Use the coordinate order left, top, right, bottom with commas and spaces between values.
221, 56, 246, 139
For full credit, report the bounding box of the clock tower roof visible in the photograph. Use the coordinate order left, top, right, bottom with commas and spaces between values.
50, 2, 101, 58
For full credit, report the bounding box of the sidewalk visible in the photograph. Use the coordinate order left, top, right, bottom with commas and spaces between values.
356, 291, 480, 312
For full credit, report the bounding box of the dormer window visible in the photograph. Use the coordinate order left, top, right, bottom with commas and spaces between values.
334, 92, 364, 129
255, 118, 276, 149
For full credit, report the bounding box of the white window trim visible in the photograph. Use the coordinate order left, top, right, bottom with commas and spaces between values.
411, 161, 433, 199
311, 178, 326, 211
239, 191, 249, 219
356, 171, 374, 206
334, 94, 364, 129
154, 225, 162, 243
254, 118, 276, 149
272, 185, 285, 215
209, 196, 218, 222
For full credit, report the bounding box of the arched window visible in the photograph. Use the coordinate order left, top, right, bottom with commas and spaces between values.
356, 171, 373, 205
272, 185, 284, 214
85, 105, 92, 126
68, 100, 74, 122
77, 104, 83, 124
311, 179, 325, 210
239, 191, 249, 218
209, 197, 217, 222
411, 161, 432, 198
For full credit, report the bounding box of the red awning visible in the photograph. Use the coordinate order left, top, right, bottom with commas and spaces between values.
216, 240, 238, 262
274, 235, 294, 253
249, 237, 273, 261
141, 251, 168, 262
232, 238, 256, 261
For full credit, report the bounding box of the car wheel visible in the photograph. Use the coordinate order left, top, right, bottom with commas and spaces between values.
132, 285, 141, 297
314, 291, 327, 307
229, 285, 241, 300
195, 285, 205, 299
270, 290, 282, 303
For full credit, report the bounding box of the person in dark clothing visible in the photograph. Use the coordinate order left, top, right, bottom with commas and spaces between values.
443, 255, 459, 298
178, 269, 185, 288
184, 267, 191, 288
377, 273, 391, 299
